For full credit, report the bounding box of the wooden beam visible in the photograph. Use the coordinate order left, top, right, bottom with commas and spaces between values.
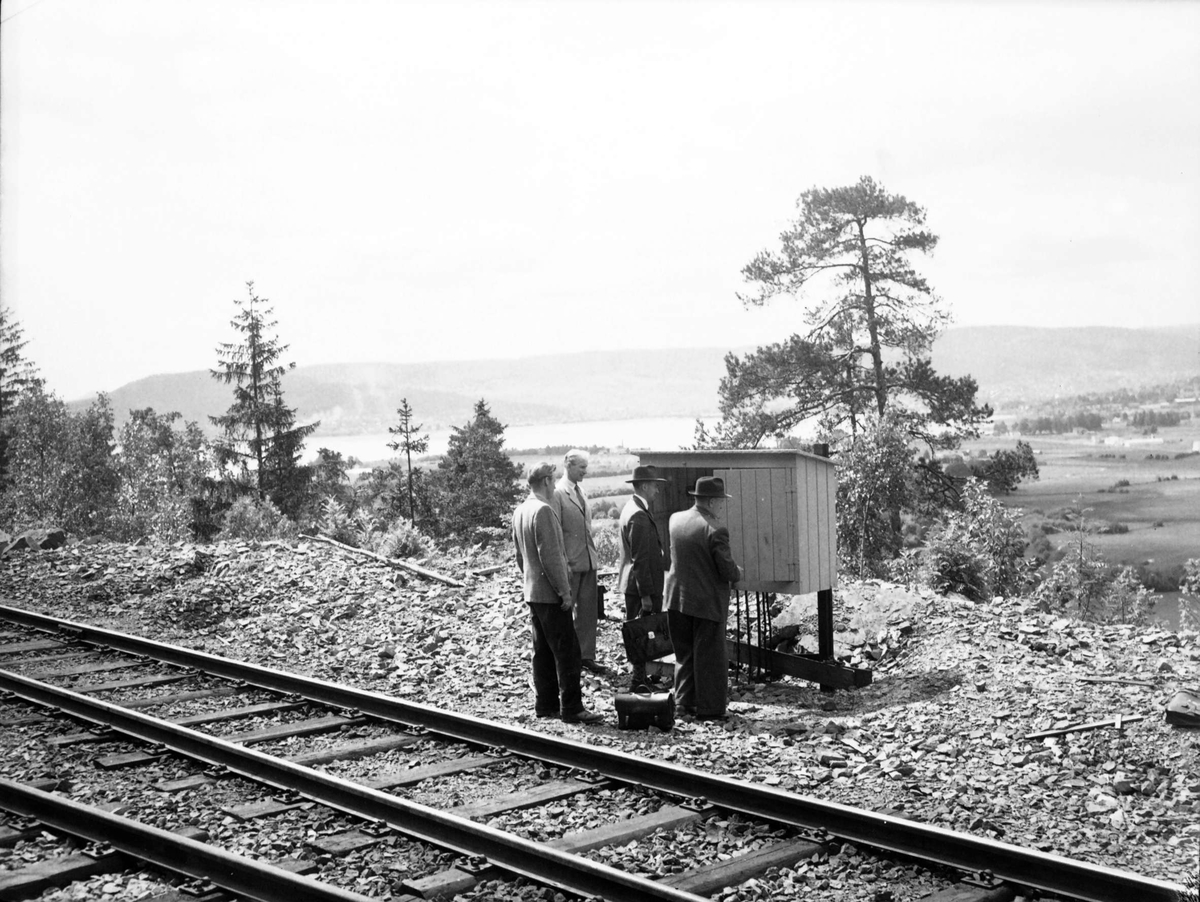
301, 533, 463, 586
726, 640, 871, 689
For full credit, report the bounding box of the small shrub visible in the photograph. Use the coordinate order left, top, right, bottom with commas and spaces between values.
592, 520, 621, 569
916, 481, 1031, 601
1032, 534, 1154, 624
920, 523, 989, 601
372, 518, 433, 559
1113, 479, 1130, 489
219, 497, 298, 543
318, 496, 358, 547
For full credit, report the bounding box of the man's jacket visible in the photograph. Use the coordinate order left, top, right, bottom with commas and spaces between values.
664, 506, 741, 622
512, 494, 573, 605
617, 494, 665, 598
551, 478, 599, 572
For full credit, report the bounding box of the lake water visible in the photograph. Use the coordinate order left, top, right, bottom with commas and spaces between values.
306, 416, 717, 464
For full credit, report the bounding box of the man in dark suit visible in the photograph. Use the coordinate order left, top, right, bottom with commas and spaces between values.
513, 462, 603, 725
551, 449, 605, 674
665, 476, 744, 721
617, 465, 668, 688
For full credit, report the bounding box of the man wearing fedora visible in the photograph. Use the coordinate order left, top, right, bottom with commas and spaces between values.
617, 465, 668, 688
513, 462, 604, 725
665, 476, 744, 721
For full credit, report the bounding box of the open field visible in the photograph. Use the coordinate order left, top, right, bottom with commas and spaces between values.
962, 424, 1200, 577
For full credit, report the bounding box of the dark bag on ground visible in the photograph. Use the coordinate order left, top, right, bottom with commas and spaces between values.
621, 612, 673, 664
615, 687, 675, 731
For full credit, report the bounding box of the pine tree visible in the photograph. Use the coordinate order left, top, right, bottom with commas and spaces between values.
209, 282, 318, 519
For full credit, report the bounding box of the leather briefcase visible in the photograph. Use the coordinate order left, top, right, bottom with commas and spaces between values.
621, 612, 673, 664
615, 687, 675, 731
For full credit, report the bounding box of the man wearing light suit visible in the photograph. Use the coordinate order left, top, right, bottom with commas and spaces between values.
512, 462, 603, 725
551, 449, 605, 674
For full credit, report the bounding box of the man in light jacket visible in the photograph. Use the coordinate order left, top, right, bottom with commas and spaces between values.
665, 476, 743, 721
617, 465, 668, 688
513, 462, 603, 725
551, 449, 605, 674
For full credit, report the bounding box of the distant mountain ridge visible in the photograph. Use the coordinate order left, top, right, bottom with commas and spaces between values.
71, 325, 1199, 435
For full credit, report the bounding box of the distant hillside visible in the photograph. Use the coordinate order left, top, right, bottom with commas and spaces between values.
930, 325, 1200, 407
70, 325, 1199, 435
79, 348, 735, 436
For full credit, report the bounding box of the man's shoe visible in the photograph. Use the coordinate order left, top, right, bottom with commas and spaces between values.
535, 709, 561, 719
581, 659, 609, 675
562, 708, 604, 725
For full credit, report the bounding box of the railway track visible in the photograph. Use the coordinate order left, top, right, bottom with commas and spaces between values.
0, 602, 1187, 902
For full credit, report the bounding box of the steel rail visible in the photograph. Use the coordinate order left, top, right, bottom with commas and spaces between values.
0, 603, 1185, 902
0, 779, 375, 902
0, 668, 707, 902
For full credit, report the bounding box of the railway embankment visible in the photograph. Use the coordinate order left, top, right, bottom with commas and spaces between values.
2, 536, 1197, 893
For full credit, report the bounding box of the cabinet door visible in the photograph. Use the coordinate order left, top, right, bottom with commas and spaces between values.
715, 468, 796, 590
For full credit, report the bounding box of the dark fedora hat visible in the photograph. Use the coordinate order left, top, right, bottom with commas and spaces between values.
626, 465, 667, 484
688, 476, 732, 498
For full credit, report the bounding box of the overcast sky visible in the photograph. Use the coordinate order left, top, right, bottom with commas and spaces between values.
2, 0, 1198, 401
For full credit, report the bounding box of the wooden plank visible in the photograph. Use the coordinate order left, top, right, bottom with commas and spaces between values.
661, 838, 825, 895
224, 714, 367, 745
804, 455, 821, 594
821, 457, 838, 588
410, 805, 700, 899
74, 673, 188, 693
923, 883, 1015, 902
724, 640, 871, 688
0, 850, 126, 897
0, 639, 67, 655
222, 797, 306, 821
27, 658, 143, 678
117, 687, 240, 710
404, 867, 480, 898
308, 829, 381, 856
0, 828, 206, 897
0, 713, 50, 727
285, 732, 427, 767
363, 753, 502, 790
547, 805, 699, 854
95, 750, 164, 769
48, 729, 115, 747
171, 700, 307, 727
769, 467, 790, 584
156, 773, 215, 793
301, 533, 464, 587
448, 778, 610, 821
0, 824, 40, 847
5, 651, 93, 668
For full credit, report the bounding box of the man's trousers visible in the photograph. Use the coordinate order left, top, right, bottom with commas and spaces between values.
667, 609, 727, 717
529, 602, 583, 717
569, 569, 599, 661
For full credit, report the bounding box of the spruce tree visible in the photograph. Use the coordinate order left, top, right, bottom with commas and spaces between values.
433, 399, 521, 537
209, 282, 318, 519
387, 397, 429, 526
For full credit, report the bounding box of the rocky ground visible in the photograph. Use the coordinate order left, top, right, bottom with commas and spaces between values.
1, 536, 1198, 899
